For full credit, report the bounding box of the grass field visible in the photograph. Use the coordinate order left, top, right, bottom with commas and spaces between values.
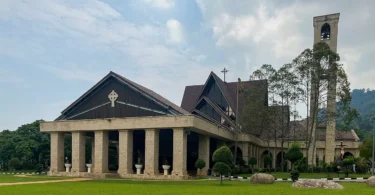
238, 172, 372, 178
1, 177, 375, 195
0, 174, 67, 183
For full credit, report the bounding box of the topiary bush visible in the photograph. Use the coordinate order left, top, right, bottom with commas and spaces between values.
213, 146, 233, 164
264, 155, 272, 172
290, 170, 300, 182
342, 157, 355, 177
212, 146, 233, 185
286, 142, 303, 170
195, 159, 206, 175
212, 162, 231, 185
326, 164, 333, 178
248, 157, 257, 172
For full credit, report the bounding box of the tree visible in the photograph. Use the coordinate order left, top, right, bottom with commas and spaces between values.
8, 158, 22, 171
342, 157, 355, 177
292, 42, 355, 167
195, 159, 206, 175
212, 146, 233, 185
359, 138, 374, 161
0, 120, 50, 171
248, 157, 257, 171
264, 155, 272, 172
212, 162, 231, 185
285, 142, 303, 170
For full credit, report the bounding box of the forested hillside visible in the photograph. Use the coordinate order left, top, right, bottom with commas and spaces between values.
349, 89, 375, 137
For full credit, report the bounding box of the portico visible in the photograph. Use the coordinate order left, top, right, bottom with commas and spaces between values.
41, 115, 234, 179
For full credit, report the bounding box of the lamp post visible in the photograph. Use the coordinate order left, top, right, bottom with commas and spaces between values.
372, 117, 375, 176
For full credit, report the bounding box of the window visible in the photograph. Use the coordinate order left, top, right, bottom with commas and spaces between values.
321, 23, 330, 40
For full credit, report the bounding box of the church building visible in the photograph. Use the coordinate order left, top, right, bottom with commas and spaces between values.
40, 13, 361, 179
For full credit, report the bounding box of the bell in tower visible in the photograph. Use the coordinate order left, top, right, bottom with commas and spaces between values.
313, 13, 340, 52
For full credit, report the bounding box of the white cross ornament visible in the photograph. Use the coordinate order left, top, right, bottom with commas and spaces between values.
108, 90, 118, 107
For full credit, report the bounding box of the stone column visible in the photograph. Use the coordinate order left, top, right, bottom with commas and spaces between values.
198, 134, 210, 175
249, 144, 253, 158
144, 129, 160, 176
272, 150, 276, 169
242, 142, 249, 164
50, 132, 65, 173
172, 128, 187, 176
72, 132, 86, 173
118, 130, 133, 175
94, 131, 108, 173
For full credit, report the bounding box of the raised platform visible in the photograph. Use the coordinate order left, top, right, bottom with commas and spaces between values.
49, 172, 190, 180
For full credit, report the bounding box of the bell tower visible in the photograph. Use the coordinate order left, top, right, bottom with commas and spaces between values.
312, 13, 340, 164
313, 13, 340, 52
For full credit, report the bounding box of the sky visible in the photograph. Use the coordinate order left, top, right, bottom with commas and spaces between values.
0, 0, 374, 131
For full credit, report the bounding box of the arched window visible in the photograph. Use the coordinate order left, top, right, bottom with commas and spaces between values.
321, 23, 330, 40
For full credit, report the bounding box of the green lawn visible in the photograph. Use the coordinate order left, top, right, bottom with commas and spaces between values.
0, 174, 67, 183
238, 172, 372, 179
1, 179, 375, 195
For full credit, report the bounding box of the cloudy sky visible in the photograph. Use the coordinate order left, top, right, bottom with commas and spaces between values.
0, 0, 374, 131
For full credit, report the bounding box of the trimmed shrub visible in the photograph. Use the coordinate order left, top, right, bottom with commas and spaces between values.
290, 170, 300, 182
212, 146, 233, 185
195, 159, 206, 175
248, 157, 257, 170
212, 162, 231, 185
213, 146, 233, 164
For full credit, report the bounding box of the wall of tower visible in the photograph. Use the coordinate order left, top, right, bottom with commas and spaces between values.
313, 13, 340, 52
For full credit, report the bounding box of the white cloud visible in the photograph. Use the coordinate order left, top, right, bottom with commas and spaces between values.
193, 54, 207, 62
166, 19, 185, 44
142, 0, 175, 9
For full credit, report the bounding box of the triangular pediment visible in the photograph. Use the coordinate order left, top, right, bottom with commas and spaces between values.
57, 72, 186, 120
194, 97, 237, 130
195, 73, 234, 113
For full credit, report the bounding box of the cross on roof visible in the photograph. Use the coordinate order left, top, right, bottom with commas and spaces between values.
221, 67, 229, 82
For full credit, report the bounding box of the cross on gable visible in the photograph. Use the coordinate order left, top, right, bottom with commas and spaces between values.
108, 90, 118, 107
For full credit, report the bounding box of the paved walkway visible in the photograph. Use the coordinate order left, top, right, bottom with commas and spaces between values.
0, 177, 91, 186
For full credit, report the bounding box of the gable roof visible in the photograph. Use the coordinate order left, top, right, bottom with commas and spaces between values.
286, 119, 360, 141
57, 71, 188, 120
181, 72, 267, 115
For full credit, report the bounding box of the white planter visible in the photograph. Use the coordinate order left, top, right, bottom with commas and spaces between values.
86, 164, 93, 173
162, 165, 171, 170
135, 164, 143, 175
162, 165, 170, 175
65, 164, 72, 173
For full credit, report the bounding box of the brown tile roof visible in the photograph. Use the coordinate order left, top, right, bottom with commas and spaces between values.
286, 119, 359, 141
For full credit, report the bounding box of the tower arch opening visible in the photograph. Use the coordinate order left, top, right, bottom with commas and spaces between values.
321, 23, 331, 40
